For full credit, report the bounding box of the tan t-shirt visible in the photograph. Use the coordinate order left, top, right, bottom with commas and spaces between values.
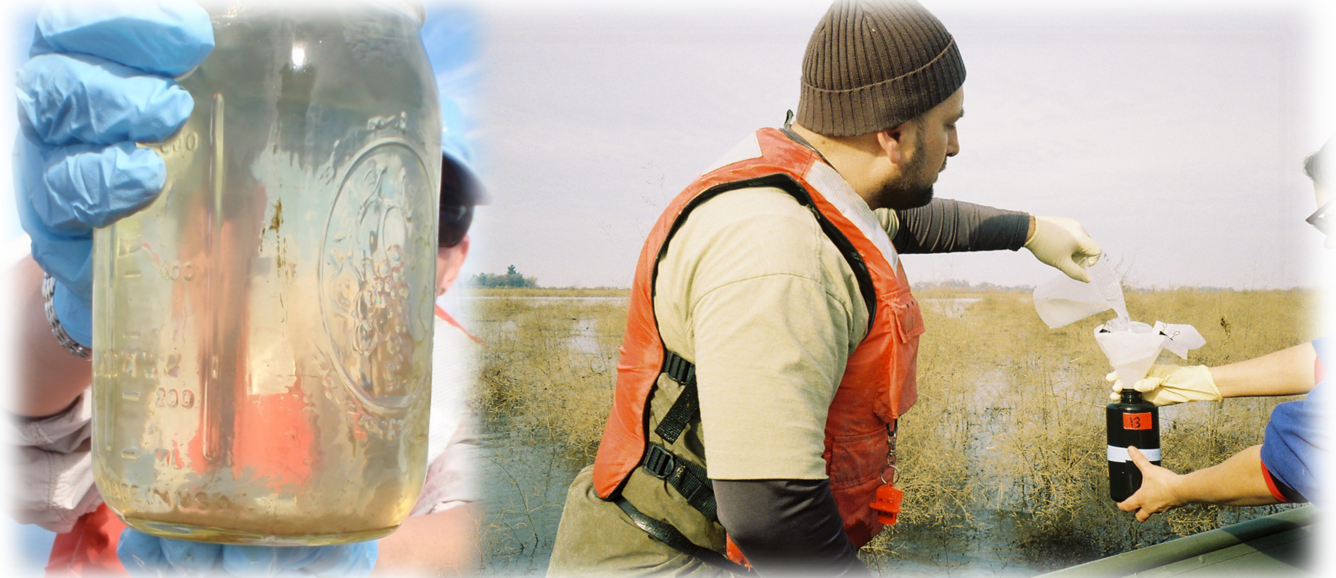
652, 186, 873, 481
550, 184, 887, 576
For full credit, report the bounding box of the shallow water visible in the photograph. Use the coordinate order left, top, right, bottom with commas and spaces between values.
476, 418, 584, 575
471, 294, 1300, 576
921, 297, 982, 319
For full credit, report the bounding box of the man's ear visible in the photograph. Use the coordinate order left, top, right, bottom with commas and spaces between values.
876, 122, 912, 166
436, 235, 471, 295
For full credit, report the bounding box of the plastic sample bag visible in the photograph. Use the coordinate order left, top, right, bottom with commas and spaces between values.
1033, 258, 1126, 328
1033, 256, 1204, 383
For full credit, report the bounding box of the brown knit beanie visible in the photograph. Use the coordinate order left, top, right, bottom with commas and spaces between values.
796, 0, 966, 137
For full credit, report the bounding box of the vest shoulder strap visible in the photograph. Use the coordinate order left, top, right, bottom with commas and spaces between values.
653, 173, 877, 330
642, 350, 716, 521
654, 350, 697, 444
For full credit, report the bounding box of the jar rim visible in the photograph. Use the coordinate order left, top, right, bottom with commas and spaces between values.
369, 0, 427, 27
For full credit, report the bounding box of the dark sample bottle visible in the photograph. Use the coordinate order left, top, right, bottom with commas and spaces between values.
1107, 389, 1160, 502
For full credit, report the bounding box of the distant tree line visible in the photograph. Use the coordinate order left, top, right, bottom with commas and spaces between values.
912, 279, 1036, 292
469, 265, 538, 288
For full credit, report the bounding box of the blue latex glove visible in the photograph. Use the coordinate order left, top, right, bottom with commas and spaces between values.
15, 0, 213, 347
118, 529, 379, 577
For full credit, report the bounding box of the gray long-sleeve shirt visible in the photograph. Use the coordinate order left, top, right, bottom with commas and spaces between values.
882, 198, 1031, 254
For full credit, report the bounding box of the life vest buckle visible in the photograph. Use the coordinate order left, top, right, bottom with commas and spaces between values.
643, 444, 678, 479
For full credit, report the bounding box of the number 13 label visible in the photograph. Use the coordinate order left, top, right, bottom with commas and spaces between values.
1123, 412, 1153, 431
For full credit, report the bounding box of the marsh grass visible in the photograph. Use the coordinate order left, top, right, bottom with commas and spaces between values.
473, 295, 626, 460
861, 288, 1315, 572
468, 287, 630, 298
469, 293, 629, 573
473, 288, 1315, 574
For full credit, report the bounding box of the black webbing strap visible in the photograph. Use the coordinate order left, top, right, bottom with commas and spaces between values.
642, 350, 717, 521
642, 444, 718, 521
614, 497, 754, 575
655, 350, 698, 444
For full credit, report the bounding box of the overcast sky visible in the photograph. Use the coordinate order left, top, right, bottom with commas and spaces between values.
1, 0, 1333, 293
441, 0, 1336, 290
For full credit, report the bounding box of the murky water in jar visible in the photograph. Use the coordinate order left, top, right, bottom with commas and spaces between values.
91, 4, 440, 545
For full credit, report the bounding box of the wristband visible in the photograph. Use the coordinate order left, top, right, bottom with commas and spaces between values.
42, 273, 92, 360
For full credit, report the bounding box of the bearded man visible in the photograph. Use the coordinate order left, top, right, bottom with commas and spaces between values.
549, 1, 1100, 575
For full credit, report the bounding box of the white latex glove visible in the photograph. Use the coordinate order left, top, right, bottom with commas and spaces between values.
1106, 364, 1222, 406
1024, 216, 1102, 283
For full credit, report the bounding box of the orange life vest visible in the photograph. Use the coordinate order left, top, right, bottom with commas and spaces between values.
591, 127, 926, 554
46, 503, 128, 576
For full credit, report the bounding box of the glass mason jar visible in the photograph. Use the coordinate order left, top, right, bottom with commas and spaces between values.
91, 1, 441, 545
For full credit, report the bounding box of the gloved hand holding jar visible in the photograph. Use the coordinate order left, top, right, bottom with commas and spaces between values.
11, 1, 480, 575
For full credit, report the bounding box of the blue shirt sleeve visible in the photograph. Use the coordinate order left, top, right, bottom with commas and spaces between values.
1258, 339, 1330, 507
1313, 337, 1330, 368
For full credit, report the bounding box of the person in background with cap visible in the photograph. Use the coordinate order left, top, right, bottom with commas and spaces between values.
1109, 139, 1331, 521
547, 1, 1101, 575
7, 2, 482, 575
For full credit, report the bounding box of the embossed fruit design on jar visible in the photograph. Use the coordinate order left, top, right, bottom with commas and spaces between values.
91, 1, 440, 545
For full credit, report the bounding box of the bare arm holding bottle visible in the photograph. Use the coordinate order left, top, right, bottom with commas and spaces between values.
1117, 445, 1279, 522
1109, 343, 1324, 521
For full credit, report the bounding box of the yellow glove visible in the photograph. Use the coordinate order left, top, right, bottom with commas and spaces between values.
1106, 364, 1222, 406
1024, 216, 1102, 283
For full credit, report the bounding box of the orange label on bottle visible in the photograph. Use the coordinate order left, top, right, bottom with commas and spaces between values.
1123, 412, 1153, 431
